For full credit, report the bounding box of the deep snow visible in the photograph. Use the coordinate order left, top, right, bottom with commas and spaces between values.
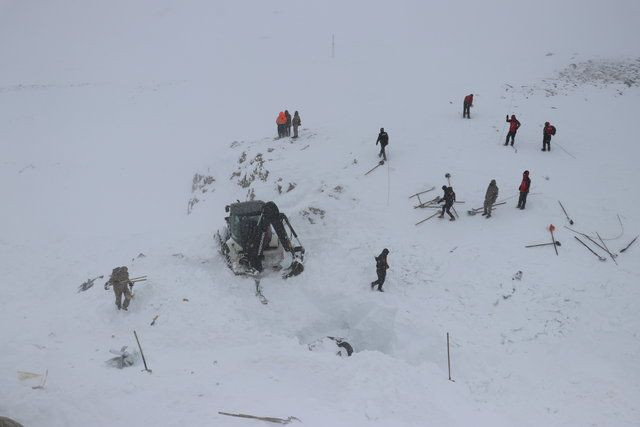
1, 1, 639, 426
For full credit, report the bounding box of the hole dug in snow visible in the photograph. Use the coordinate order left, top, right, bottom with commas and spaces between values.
297, 302, 398, 357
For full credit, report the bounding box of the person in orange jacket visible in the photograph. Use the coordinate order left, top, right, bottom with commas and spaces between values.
276, 111, 286, 138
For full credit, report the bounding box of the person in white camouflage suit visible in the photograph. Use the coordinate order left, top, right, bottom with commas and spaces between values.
105, 266, 134, 311
483, 179, 499, 218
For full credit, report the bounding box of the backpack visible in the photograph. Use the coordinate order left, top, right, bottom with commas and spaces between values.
446, 187, 456, 203
111, 266, 129, 283
550, 125, 556, 135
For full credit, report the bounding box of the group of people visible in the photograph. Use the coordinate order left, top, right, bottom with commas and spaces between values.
504, 114, 556, 152
371, 169, 532, 289
370, 94, 546, 289
276, 110, 302, 139
463, 95, 557, 152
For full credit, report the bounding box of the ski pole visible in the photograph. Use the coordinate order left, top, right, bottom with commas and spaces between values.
558, 201, 574, 225
620, 235, 638, 253
596, 232, 618, 265
365, 160, 384, 176
585, 234, 610, 255
574, 236, 606, 261
415, 211, 440, 226
525, 241, 561, 248
548, 224, 559, 256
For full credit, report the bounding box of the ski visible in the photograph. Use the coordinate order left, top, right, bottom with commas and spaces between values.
574, 236, 606, 261
364, 160, 385, 176
548, 224, 559, 255
467, 202, 506, 215
409, 187, 435, 199
558, 201, 574, 225
620, 235, 638, 253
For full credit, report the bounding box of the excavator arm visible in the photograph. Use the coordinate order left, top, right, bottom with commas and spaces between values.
245, 201, 304, 276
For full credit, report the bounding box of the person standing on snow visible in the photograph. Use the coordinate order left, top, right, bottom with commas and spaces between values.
104, 266, 134, 311
504, 114, 521, 146
276, 111, 286, 138
483, 179, 499, 218
284, 110, 292, 137
376, 128, 389, 161
463, 94, 473, 118
438, 185, 457, 221
292, 111, 301, 138
371, 248, 389, 292
542, 121, 555, 151
517, 170, 531, 209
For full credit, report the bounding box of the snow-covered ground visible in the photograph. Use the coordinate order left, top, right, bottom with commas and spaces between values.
1, 1, 639, 426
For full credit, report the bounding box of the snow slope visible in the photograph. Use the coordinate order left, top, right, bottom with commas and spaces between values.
1, 1, 639, 426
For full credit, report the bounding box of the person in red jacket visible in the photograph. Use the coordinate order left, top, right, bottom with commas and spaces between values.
517, 170, 531, 210
463, 94, 473, 119
542, 122, 555, 151
504, 114, 521, 146
276, 111, 286, 138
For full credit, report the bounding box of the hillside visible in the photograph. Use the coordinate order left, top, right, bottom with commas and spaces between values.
1, 1, 639, 426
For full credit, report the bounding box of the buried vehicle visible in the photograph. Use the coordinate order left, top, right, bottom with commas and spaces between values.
217, 200, 305, 278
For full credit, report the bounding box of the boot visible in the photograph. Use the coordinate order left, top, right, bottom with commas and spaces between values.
370, 282, 376, 290
486, 214, 491, 218
377, 287, 384, 292
449, 217, 456, 221
542, 148, 546, 151
482, 212, 487, 216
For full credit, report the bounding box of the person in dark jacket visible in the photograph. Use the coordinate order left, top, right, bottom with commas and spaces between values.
517, 170, 531, 209
438, 185, 456, 221
284, 110, 292, 137
542, 122, 554, 151
483, 179, 499, 218
463, 94, 473, 118
371, 248, 389, 292
104, 266, 134, 310
504, 115, 521, 146
292, 111, 301, 138
376, 128, 389, 161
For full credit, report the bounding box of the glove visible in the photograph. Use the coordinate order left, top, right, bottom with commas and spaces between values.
104, 282, 111, 290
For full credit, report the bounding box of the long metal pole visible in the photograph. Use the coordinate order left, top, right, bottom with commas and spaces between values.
447, 332, 452, 381
134, 330, 152, 373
